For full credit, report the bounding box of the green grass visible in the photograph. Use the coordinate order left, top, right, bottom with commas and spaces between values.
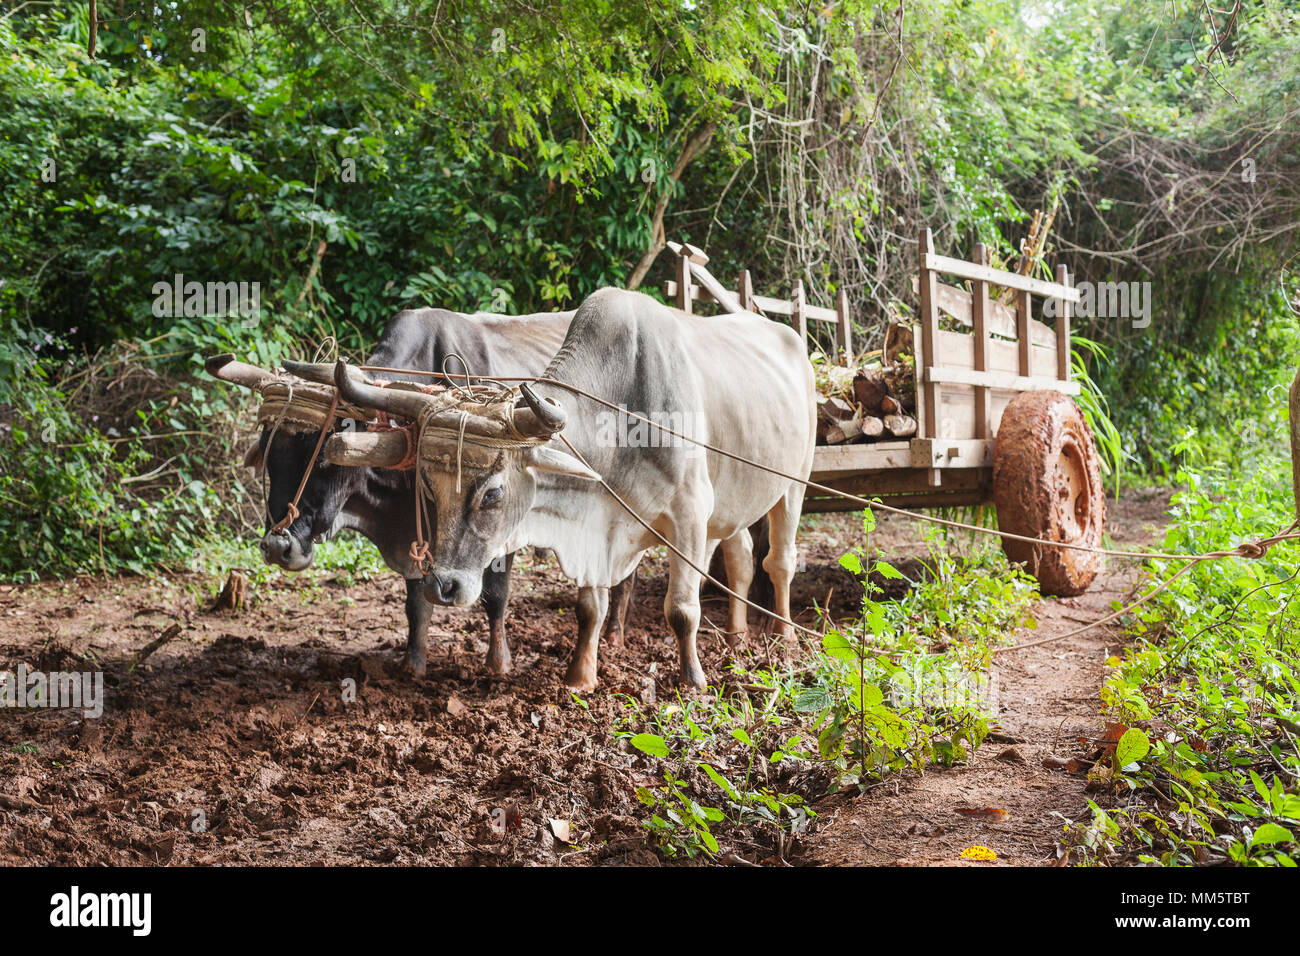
1062, 448, 1300, 866
188, 532, 391, 592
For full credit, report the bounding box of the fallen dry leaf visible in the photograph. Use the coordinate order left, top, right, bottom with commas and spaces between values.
1042, 755, 1072, 770
549, 818, 572, 844
954, 807, 1009, 820
996, 746, 1027, 764
1101, 722, 1128, 743
960, 845, 997, 861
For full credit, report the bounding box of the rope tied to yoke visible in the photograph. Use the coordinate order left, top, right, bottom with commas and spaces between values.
270, 387, 340, 534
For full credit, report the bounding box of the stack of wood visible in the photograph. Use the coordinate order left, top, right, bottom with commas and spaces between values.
815, 352, 916, 446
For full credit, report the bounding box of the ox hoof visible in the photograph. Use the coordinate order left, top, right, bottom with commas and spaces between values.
564, 662, 598, 694
679, 663, 707, 691
602, 626, 624, 648
485, 652, 513, 677
405, 653, 427, 679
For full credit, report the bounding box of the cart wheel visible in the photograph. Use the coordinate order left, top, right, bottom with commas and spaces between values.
992, 391, 1105, 596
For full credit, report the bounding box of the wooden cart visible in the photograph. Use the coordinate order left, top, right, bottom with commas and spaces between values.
665, 228, 1105, 595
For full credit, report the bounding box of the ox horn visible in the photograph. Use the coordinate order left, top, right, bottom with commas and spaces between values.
206, 353, 276, 390
281, 360, 340, 387
333, 359, 432, 422
513, 383, 567, 438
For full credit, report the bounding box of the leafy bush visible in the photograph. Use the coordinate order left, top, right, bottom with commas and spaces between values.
0, 317, 295, 579
1083, 449, 1300, 865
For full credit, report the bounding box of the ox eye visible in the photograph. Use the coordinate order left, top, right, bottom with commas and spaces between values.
481, 486, 504, 507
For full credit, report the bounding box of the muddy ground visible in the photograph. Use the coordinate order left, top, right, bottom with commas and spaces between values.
0, 490, 1171, 866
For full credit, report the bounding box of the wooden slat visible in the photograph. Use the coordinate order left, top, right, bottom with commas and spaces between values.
1016, 289, 1031, 376
835, 287, 852, 362
910, 275, 1055, 348
660, 282, 838, 323
810, 441, 912, 475
666, 240, 708, 265
675, 253, 691, 314
924, 366, 1082, 394
792, 279, 807, 346
755, 292, 835, 322
910, 438, 994, 469
738, 269, 753, 313
935, 329, 1057, 378
1055, 263, 1071, 381
686, 259, 743, 314
924, 252, 1081, 303
971, 242, 990, 440
918, 229, 939, 441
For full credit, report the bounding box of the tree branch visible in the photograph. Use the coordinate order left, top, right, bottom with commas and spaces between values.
625, 121, 717, 290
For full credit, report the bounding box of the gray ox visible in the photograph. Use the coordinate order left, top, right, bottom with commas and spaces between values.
323, 287, 816, 691
207, 308, 637, 677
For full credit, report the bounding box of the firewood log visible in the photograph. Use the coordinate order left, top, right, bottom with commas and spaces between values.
883, 414, 916, 438
818, 395, 855, 424
823, 415, 864, 445
852, 370, 888, 414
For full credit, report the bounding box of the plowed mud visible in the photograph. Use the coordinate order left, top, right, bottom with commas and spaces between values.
0, 491, 1169, 866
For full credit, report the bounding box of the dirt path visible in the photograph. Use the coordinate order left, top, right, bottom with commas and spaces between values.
805, 489, 1173, 866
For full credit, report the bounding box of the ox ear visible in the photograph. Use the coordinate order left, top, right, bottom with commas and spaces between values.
243, 442, 266, 477
526, 446, 601, 482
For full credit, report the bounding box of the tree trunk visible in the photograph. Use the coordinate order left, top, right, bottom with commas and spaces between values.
624, 122, 717, 291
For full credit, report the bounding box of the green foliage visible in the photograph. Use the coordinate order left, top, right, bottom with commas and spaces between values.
0, 315, 297, 579
1089, 451, 1300, 866
617, 513, 1038, 860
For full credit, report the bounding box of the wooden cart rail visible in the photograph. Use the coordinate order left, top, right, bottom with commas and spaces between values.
662, 241, 855, 361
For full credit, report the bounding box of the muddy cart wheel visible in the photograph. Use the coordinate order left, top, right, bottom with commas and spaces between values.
992, 391, 1105, 596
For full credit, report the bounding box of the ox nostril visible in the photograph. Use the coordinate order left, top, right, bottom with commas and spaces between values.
260, 534, 290, 563
424, 573, 458, 605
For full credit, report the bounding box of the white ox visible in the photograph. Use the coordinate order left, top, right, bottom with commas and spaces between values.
328, 287, 816, 691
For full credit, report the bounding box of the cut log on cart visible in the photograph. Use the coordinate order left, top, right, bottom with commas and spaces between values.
812, 342, 917, 445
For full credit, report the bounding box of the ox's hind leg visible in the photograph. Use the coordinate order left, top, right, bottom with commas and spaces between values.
719, 528, 754, 649
762, 482, 807, 641
565, 586, 610, 693
602, 561, 639, 647
404, 578, 435, 677
481, 551, 515, 675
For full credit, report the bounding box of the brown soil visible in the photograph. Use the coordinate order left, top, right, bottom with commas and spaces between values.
0, 489, 1171, 866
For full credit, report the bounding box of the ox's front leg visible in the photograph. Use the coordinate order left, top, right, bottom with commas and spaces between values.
565, 586, 610, 692
481, 551, 515, 675
602, 562, 639, 647
404, 578, 435, 677
665, 508, 712, 689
